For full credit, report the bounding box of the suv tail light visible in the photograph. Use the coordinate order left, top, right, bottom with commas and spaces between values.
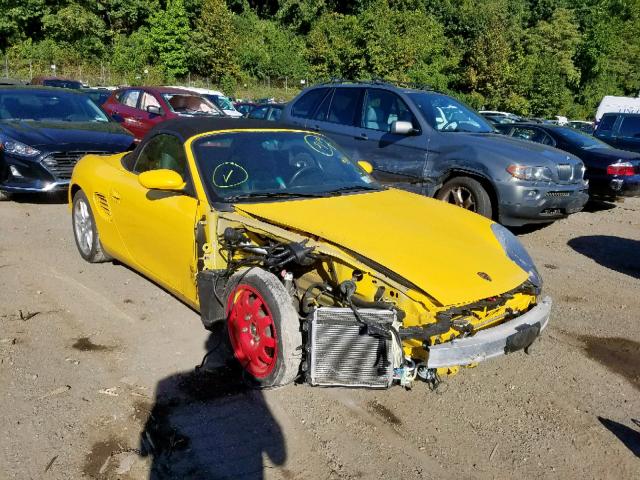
607, 162, 636, 176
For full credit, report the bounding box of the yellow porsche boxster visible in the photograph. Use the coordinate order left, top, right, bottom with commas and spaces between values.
69, 118, 551, 388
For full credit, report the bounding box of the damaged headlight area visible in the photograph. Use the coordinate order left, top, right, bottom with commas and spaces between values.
491, 223, 542, 290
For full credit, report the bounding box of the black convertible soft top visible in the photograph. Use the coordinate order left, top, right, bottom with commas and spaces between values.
152, 117, 299, 140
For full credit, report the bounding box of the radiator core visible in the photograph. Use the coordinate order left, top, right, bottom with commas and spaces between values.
307, 308, 395, 388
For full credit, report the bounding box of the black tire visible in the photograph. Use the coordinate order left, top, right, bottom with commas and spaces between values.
224, 268, 302, 387
436, 176, 493, 218
71, 190, 111, 263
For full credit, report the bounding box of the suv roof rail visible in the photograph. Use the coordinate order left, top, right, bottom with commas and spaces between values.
315, 78, 434, 91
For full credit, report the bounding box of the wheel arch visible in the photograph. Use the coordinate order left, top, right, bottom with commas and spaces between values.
437, 169, 500, 221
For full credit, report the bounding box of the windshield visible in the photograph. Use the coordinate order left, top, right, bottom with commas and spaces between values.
208, 95, 235, 111
161, 93, 222, 116
0, 90, 109, 122
408, 92, 493, 133
554, 127, 611, 150
193, 131, 380, 202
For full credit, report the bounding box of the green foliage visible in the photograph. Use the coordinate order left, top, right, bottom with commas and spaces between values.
148, 0, 191, 79
189, 0, 239, 83
0, 0, 639, 119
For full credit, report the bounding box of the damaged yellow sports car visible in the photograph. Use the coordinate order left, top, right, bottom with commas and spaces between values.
69, 118, 551, 388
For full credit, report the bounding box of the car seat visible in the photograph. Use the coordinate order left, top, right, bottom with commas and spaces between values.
365, 106, 386, 131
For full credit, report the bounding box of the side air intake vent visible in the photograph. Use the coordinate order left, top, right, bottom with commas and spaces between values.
94, 192, 111, 218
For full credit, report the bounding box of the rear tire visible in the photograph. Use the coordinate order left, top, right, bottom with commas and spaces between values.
72, 190, 111, 263
224, 268, 302, 387
436, 176, 493, 218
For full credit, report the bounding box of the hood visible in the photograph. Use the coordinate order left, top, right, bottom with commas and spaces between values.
458, 132, 582, 166
235, 189, 528, 306
0, 120, 134, 151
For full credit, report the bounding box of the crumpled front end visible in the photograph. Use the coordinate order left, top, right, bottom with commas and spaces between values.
201, 202, 550, 388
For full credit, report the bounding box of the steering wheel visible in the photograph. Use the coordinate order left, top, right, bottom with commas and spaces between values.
441, 121, 458, 131
289, 166, 323, 186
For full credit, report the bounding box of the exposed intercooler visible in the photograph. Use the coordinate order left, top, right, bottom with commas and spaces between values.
307, 308, 396, 388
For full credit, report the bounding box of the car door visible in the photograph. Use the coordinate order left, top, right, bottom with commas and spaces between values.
109, 133, 199, 299
136, 92, 167, 137
616, 116, 640, 153
351, 88, 429, 193
594, 114, 618, 147
109, 89, 145, 139
305, 87, 364, 161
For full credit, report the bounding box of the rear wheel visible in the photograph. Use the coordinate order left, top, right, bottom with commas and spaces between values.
224, 269, 301, 387
72, 190, 111, 263
436, 176, 493, 218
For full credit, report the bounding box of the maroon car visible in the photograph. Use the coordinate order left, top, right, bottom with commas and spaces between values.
103, 86, 224, 140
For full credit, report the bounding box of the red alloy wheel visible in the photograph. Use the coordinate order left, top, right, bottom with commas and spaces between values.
227, 284, 278, 378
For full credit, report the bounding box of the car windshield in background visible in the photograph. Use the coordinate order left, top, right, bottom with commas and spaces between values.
554, 126, 611, 150
209, 95, 234, 110
161, 94, 222, 116
42, 79, 82, 89
409, 92, 494, 133
0, 90, 110, 122
192, 131, 380, 202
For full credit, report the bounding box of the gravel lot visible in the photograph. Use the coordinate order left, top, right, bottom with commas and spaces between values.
1, 195, 639, 480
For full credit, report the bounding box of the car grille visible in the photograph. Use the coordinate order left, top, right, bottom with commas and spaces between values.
556, 163, 584, 182
546, 191, 571, 197
556, 164, 573, 181
41, 152, 108, 180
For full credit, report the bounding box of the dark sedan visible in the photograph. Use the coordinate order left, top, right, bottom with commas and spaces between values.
0, 86, 135, 199
496, 123, 640, 199
248, 103, 285, 122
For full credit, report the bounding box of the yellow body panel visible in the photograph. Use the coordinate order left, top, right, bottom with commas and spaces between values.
235, 189, 528, 306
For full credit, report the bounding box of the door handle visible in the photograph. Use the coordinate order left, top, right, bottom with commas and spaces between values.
355, 133, 368, 140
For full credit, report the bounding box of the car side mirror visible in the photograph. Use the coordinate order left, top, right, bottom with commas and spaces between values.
146, 105, 163, 116
138, 169, 185, 191
358, 160, 374, 174
390, 120, 415, 135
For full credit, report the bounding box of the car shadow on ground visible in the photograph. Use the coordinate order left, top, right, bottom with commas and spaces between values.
598, 417, 640, 458
4, 191, 68, 204
139, 325, 286, 480
582, 199, 617, 213
567, 235, 640, 279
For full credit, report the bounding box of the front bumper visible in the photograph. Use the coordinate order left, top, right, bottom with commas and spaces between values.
498, 181, 589, 226
426, 296, 552, 368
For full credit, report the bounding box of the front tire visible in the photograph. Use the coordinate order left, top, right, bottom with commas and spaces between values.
436, 176, 493, 218
72, 190, 111, 263
224, 269, 302, 387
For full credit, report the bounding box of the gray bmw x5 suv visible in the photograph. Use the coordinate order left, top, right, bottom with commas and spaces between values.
281, 81, 588, 226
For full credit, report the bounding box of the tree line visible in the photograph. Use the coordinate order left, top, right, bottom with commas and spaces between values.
1, 0, 639, 118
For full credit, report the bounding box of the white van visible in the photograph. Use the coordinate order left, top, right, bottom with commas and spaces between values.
595, 95, 640, 123
168, 86, 243, 117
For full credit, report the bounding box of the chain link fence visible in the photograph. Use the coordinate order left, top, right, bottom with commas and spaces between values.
1, 55, 308, 101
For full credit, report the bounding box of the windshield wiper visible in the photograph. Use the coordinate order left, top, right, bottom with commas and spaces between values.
326, 185, 381, 196
226, 191, 326, 202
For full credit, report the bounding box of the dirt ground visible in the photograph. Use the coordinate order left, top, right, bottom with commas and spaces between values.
1, 194, 638, 480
